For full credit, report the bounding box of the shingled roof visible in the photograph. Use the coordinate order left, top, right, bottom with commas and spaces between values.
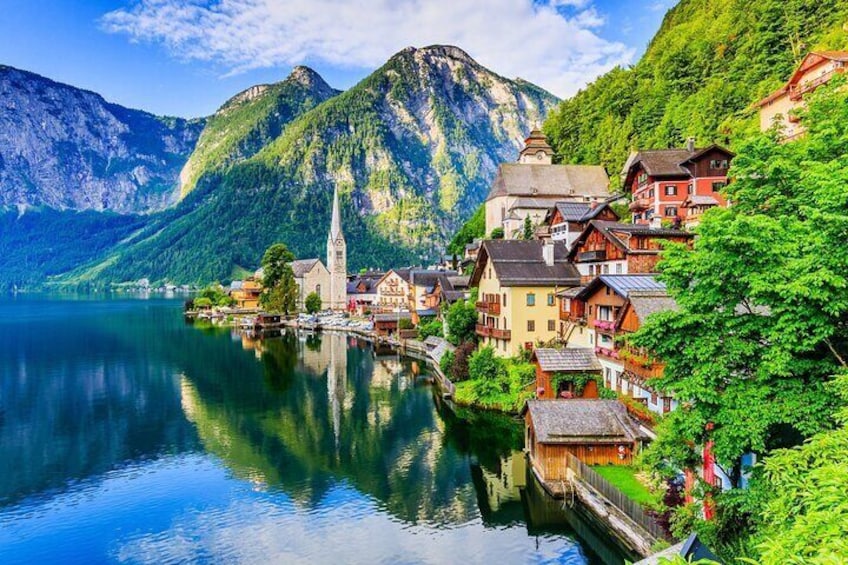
290, 258, 324, 277
524, 400, 647, 444
567, 220, 693, 260
471, 240, 580, 287
627, 291, 679, 322
621, 144, 734, 187
533, 348, 601, 373
575, 275, 666, 301
486, 163, 610, 201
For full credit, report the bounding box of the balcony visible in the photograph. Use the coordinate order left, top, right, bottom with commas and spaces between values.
593, 319, 615, 332
629, 198, 651, 212
475, 301, 501, 315
577, 249, 606, 262
594, 346, 620, 360
475, 324, 511, 340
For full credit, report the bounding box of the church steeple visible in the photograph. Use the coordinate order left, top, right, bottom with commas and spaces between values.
329, 185, 344, 242
327, 186, 347, 310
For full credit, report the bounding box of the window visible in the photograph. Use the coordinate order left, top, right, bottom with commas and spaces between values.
598, 305, 612, 321
663, 397, 672, 413
636, 237, 647, 250
588, 305, 593, 316
664, 184, 677, 196
687, 183, 694, 195
547, 293, 555, 306
548, 320, 555, 331
316, 284, 321, 294
638, 172, 648, 186
710, 159, 729, 169
615, 263, 623, 274
602, 264, 609, 274
527, 320, 535, 331
664, 206, 678, 217
503, 293, 507, 307
526, 293, 535, 306
651, 391, 658, 404
648, 188, 655, 198
336, 250, 343, 261
589, 333, 594, 345
712, 181, 727, 192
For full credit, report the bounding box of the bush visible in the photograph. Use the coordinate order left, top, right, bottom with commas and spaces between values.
446, 299, 477, 345
194, 297, 213, 309
304, 291, 322, 314
489, 227, 504, 239
398, 318, 414, 330
417, 317, 443, 340
439, 350, 455, 375
451, 341, 476, 381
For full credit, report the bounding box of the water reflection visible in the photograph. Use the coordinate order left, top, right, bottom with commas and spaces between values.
0, 298, 633, 564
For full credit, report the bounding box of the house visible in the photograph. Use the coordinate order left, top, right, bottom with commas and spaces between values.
374, 269, 412, 312
524, 400, 648, 476
569, 275, 677, 416
532, 348, 602, 400
407, 269, 458, 322
680, 194, 720, 228
755, 51, 848, 140
544, 200, 620, 249
555, 286, 593, 348
485, 130, 610, 238
567, 220, 693, 283
622, 140, 734, 225
426, 274, 470, 314
373, 311, 412, 337
470, 239, 581, 357
346, 270, 384, 315
229, 277, 262, 309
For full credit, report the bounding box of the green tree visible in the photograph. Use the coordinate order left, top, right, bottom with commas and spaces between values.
446, 299, 478, 345
260, 243, 298, 314
489, 227, 504, 240
522, 215, 533, 239
304, 291, 322, 314
417, 317, 443, 340
632, 83, 848, 558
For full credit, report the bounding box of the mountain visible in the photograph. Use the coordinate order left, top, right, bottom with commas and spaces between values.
543, 0, 848, 186
0, 65, 203, 213
178, 65, 341, 196
74, 45, 559, 285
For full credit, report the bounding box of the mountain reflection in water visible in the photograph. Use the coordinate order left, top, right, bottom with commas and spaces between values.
0, 297, 633, 564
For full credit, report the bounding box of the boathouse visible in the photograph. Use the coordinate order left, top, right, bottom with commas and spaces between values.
373, 312, 412, 337
524, 400, 647, 479
532, 348, 602, 399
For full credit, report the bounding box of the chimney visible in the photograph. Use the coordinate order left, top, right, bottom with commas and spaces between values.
542, 240, 555, 266
686, 137, 695, 153
589, 200, 598, 209
650, 215, 662, 230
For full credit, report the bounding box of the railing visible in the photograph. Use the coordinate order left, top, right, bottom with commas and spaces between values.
593, 319, 615, 332
475, 324, 511, 340
624, 359, 665, 381
577, 249, 606, 262
595, 346, 620, 359
790, 69, 838, 100
475, 301, 501, 315
565, 453, 668, 541
629, 198, 651, 212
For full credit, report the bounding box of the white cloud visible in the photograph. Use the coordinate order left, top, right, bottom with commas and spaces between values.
101, 0, 635, 98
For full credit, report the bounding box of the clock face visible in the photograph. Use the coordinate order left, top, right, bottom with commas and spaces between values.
537, 151, 544, 160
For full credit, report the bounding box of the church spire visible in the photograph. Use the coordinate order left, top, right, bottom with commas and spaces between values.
330, 186, 343, 241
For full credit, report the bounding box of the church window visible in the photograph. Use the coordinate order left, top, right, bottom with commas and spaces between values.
336, 250, 343, 260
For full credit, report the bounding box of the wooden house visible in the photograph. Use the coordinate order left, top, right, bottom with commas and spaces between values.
532, 348, 601, 399
230, 278, 263, 309
621, 141, 734, 225
373, 311, 412, 337
567, 220, 693, 283
544, 200, 620, 249
524, 400, 647, 478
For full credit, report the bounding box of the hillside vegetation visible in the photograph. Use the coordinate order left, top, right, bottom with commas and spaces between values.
544, 0, 848, 186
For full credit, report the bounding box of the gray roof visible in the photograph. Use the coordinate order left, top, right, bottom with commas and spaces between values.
291, 258, 324, 277
446, 275, 470, 288
510, 197, 562, 209
373, 312, 412, 322
683, 195, 720, 207
568, 220, 692, 259
600, 275, 666, 298
487, 163, 610, 201
534, 348, 601, 373
627, 291, 679, 322
429, 338, 456, 366
557, 286, 585, 298
625, 149, 695, 177
525, 400, 646, 444
553, 201, 613, 223
409, 269, 457, 288
472, 240, 581, 287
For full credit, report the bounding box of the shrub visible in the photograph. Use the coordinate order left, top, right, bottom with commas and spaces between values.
304, 291, 322, 314
398, 318, 414, 330
446, 299, 477, 345
451, 341, 476, 381
417, 317, 443, 340
439, 350, 455, 375
489, 227, 504, 239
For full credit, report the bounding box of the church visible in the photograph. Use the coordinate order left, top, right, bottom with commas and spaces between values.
291, 187, 347, 311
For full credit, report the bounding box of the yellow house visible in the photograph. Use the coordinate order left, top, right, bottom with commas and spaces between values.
470, 240, 581, 358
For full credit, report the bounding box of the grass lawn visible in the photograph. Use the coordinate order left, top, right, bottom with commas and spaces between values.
592, 465, 656, 506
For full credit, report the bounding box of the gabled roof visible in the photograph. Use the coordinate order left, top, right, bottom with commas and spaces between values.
567, 220, 692, 260
621, 144, 734, 186
549, 200, 619, 224
524, 400, 647, 444
409, 269, 458, 289
625, 291, 679, 323
376, 268, 412, 288
486, 163, 610, 201
575, 274, 666, 301
682, 195, 719, 207
470, 240, 580, 287
533, 348, 601, 373
291, 258, 324, 277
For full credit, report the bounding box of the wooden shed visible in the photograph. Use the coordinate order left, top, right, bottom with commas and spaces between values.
532, 348, 602, 399
524, 400, 648, 480
373, 312, 412, 337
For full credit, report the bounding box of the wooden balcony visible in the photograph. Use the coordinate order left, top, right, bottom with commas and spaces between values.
624, 358, 665, 381
475, 301, 501, 315
594, 346, 620, 360
577, 249, 606, 262
629, 198, 651, 212
592, 319, 615, 332
475, 324, 511, 340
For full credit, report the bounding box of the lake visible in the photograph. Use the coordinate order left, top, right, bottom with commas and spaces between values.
0, 296, 633, 564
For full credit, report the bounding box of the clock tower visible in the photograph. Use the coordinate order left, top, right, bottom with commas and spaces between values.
518, 128, 554, 165
327, 186, 347, 310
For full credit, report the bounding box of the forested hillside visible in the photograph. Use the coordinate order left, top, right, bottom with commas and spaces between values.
544, 0, 848, 186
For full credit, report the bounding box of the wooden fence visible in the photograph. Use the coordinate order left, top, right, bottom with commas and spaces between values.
565, 453, 668, 541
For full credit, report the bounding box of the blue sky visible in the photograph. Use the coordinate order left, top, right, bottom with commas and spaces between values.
0, 0, 674, 119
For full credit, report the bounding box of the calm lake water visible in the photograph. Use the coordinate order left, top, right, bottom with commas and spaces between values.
0, 296, 633, 564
